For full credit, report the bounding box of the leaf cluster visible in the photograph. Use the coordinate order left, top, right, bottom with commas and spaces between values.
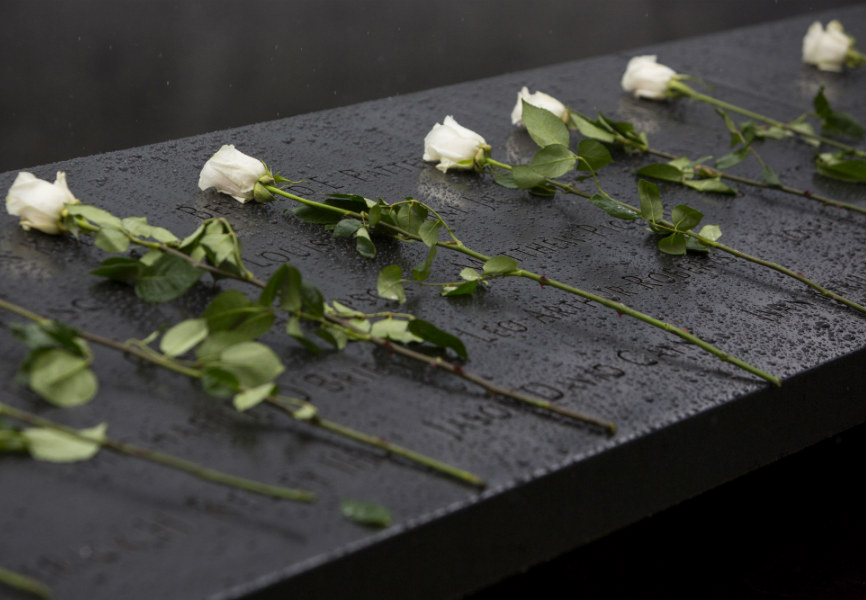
637, 180, 721, 255
11, 321, 98, 407
0, 419, 106, 463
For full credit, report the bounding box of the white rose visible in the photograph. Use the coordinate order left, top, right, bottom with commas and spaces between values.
198, 145, 269, 203
621, 55, 677, 100
5, 171, 78, 234
511, 86, 569, 126
423, 116, 488, 173
802, 20, 851, 72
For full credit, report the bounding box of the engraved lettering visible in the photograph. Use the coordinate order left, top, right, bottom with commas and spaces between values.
518, 382, 564, 400
307, 176, 344, 190
176, 205, 214, 220
339, 169, 369, 182
622, 275, 664, 290
617, 350, 659, 366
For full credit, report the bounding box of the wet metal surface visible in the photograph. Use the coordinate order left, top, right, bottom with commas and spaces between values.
1, 7, 864, 599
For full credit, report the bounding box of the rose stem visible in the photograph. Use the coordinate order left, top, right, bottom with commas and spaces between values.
266, 185, 781, 386
0, 400, 315, 502
0, 297, 485, 488
485, 159, 866, 316
79, 217, 614, 433
0, 566, 51, 599
636, 143, 864, 215
668, 80, 866, 157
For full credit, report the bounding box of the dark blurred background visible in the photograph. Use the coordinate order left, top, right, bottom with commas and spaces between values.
1, 0, 862, 173
2, 1, 864, 597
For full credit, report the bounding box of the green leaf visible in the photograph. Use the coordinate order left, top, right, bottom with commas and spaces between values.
512, 165, 546, 189
686, 223, 723, 252
316, 325, 348, 350
199, 232, 235, 266
407, 319, 467, 359
90, 257, 147, 283
367, 204, 382, 227
94, 227, 130, 253
637, 180, 664, 223
492, 171, 518, 189
670, 205, 703, 231
715, 109, 740, 141
658, 232, 687, 255
233, 383, 277, 412
411, 244, 437, 282
683, 179, 737, 195
813, 87, 831, 118
576, 139, 613, 172
568, 112, 617, 143
340, 499, 391, 527
301, 281, 325, 317
325, 193, 370, 213
135, 254, 203, 302
333, 218, 363, 239
395, 203, 427, 235
121, 217, 178, 244
204, 290, 252, 330
29, 349, 98, 407
761, 165, 782, 187
459, 268, 482, 281
442, 280, 479, 296
23, 423, 106, 463
418, 220, 442, 247
483, 256, 518, 275
354, 227, 377, 258
292, 205, 343, 225
285, 317, 321, 355
218, 342, 285, 388
195, 331, 250, 361
160, 318, 208, 357
529, 144, 577, 178
200, 366, 240, 397
714, 148, 750, 171
815, 154, 866, 184
66, 204, 123, 229
377, 265, 406, 303
586, 193, 639, 220
279, 266, 303, 312
370, 319, 423, 344
259, 264, 288, 306
636, 163, 683, 182
522, 100, 570, 148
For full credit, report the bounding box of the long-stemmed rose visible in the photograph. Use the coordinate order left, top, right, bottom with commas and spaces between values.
802, 20, 866, 72
510, 86, 569, 126
422, 116, 491, 172
5, 171, 79, 234
198, 144, 275, 203
249, 133, 781, 386
620, 54, 866, 161
488, 101, 866, 315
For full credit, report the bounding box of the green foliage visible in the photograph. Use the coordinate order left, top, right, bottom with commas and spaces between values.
670, 205, 703, 231
568, 111, 649, 151
658, 233, 687, 255
12, 322, 98, 407
815, 152, 866, 183
377, 265, 406, 304
407, 319, 468, 359
636, 163, 682, 182
522, 100, 570, 148
530, 144, 578, 178
686, 224, 723, 253
637, 180, 663, 224
340, 499, 392, 527
483, 256, 518, 275
135, 254, 204, 302
233, 383, 278, 412
160, 319, 209, 357
587, 194, 639, 220
814, 87, 865, 139
22, 423, 106, 463
576, 140, 613, 172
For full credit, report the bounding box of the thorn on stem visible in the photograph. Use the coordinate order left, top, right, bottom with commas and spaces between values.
539, 276, 549, 288
453, 364, 465, 375
803, 190, 812, 197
